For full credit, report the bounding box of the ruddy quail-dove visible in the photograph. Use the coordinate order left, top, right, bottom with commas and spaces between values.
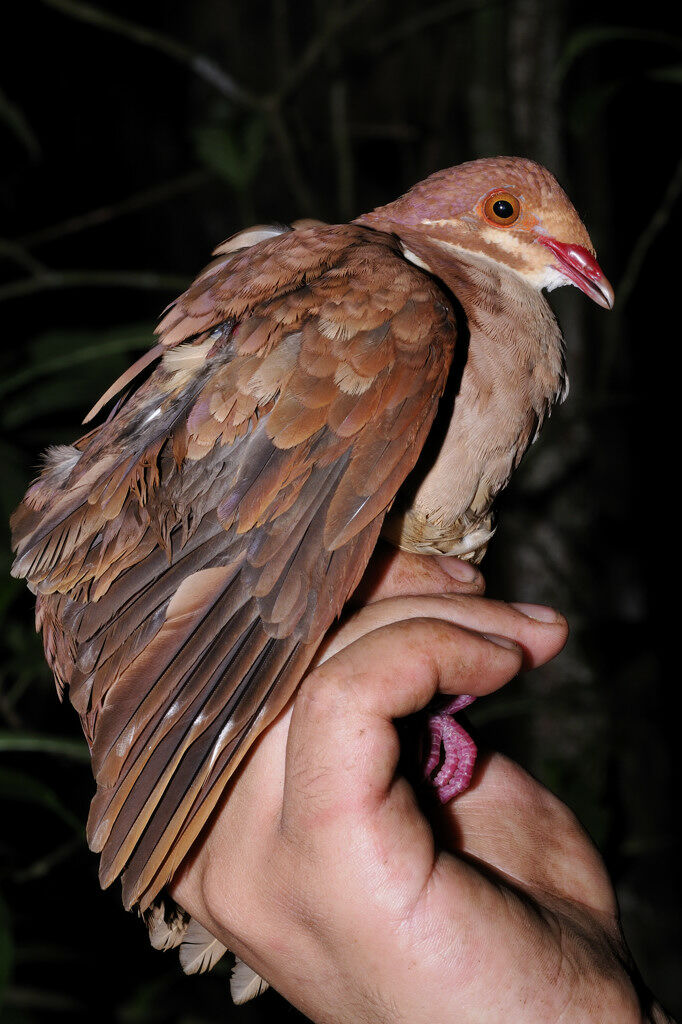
10, 156, 613, 1000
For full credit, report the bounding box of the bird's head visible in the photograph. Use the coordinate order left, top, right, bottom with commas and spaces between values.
357, 156, 614, 309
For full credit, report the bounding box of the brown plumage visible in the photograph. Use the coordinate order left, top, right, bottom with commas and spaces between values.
10, 158, 612, 939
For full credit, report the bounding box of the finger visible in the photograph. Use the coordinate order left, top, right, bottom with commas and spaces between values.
434, 752, 618, 917
178, 621, 519, 947
351, 541, 485, 606
284, 617, 523, 824
315, 593, 568, 671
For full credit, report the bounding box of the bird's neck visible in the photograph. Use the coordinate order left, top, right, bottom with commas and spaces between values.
357, 218, 567, 559
356, 214, 551, 330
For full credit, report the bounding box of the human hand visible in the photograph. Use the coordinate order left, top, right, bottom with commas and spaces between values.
170, 549, 662, 1023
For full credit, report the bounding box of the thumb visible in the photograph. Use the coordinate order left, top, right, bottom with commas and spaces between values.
282, 617, 522, 825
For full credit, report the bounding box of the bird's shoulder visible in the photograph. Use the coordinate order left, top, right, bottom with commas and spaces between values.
157, 220, 453, 349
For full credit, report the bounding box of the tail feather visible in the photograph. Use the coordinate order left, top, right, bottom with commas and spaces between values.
178, 918, 228, 975
230, 959, 270, 1004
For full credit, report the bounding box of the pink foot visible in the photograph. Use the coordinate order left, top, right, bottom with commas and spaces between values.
423, 695, 477, 802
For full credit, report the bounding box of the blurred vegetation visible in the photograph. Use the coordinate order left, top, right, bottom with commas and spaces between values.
1, 1, 679, 1020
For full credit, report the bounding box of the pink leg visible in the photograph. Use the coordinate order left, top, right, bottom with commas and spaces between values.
423, 695, 477, 802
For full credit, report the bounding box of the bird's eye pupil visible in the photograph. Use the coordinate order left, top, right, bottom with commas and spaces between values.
492, 200, 514, 219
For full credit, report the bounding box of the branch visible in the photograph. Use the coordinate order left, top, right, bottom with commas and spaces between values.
0, 240, 47, 275
266, 108, 317, 213
0, 85, 41, 159
368, 0, 486, 54
12, 836, 84, 883
38, 0, 374, 214
270, 0, 375, 105
599, 154, 682, 384
0, 731, 90, 761
40, 0, 261, 108
617, 153, 682, 310
0, 269, 188, 304
42, 0, 374, 114
555, 26, 682, 85
18, 170, 210, 249
331, 80, 354, 220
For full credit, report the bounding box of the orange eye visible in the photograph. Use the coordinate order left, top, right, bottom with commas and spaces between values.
483, 191, 521, 226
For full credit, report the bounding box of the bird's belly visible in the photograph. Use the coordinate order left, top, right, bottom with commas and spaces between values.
382, 430, 513, 563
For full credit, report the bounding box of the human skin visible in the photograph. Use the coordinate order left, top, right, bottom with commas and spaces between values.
170, 548, 672, 1024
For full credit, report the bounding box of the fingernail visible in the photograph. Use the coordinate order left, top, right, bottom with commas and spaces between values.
510, 602, 561, 624
437, 556, 480, 583
481, 632, 520, 650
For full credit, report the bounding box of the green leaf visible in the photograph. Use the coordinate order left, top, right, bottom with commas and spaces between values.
194, 116, 266, 191
0, 323, 153, 400
0, 86, 40, 160
0, 732, 89, 762
555, 26, 682, 83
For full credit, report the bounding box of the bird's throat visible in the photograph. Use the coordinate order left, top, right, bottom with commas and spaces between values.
382, 235, 567, 561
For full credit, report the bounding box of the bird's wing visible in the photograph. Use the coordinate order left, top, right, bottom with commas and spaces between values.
10, 222, 456, 911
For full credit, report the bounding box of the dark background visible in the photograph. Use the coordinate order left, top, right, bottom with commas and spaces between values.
1, 1, 679, 1021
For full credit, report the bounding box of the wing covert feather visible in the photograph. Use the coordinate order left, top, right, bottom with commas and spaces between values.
10, 223, 456, 910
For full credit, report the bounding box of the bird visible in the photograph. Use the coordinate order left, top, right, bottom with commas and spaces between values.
10, 156, 613, 1001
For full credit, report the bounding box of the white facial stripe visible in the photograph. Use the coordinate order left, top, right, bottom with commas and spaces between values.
422, 221, 527, 259
426, 236, 570, 292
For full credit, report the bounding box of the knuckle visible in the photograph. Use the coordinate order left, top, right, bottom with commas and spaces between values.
297, 662, 348, 717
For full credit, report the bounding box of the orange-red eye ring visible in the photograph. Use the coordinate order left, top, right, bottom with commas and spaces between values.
483, 190, 521, 226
